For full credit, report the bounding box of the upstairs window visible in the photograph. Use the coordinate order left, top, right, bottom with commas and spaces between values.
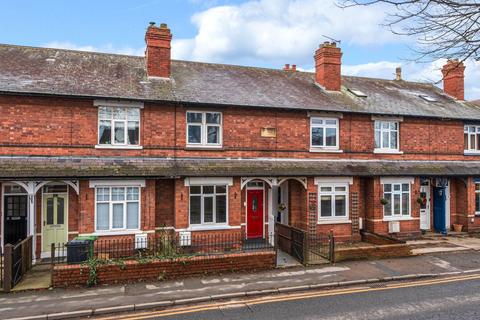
310, 118, 339, 150
98, 107, 140, 146
187, 111, 222, 147
464, 125, 480, 151
189, 185, 227, 225
375, 121, 399, 151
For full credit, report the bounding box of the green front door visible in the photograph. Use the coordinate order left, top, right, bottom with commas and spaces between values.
42, 194, 68, 252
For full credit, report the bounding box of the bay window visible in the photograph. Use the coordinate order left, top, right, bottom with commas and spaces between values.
318, 183, 349, 221
383, 183, 410, 219
186, 111, 222, 147
96, 186, 140, 231
189, 185, 227, 225
310, 117, 339, 150
98, 106, 140, 146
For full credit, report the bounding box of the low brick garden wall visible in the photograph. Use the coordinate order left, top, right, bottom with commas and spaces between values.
334, 243, 412, 262
53, 251, 276, 288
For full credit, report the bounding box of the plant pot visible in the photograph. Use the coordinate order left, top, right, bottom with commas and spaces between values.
453, 224, 463, 232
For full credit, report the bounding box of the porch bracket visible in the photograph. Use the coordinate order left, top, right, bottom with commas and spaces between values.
278, 177, 308, 190
241, 177, 278, 189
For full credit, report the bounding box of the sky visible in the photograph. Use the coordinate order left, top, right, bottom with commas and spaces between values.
1, 0, 479, 100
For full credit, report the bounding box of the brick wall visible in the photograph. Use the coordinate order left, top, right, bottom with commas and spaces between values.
52, 251, 276, 287
0, 95, 471, 160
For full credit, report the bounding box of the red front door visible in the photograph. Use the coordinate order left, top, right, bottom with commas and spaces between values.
247, 189, 264, 239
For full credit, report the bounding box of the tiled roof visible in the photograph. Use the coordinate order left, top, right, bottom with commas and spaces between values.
0, 156, 479, 179
1, 44, 480, 119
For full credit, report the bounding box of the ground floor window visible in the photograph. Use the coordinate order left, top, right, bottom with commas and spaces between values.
383, 183, 410, 218
95, 186, 140, 231
475, 183, 480, 215
318, 183, 349, 221
189, 185, 227, 225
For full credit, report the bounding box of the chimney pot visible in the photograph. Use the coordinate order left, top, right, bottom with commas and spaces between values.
145, 22, 172, 78
283, 64, 290, 71
442, 59, 465, 100
395, 67, 402, 81
291, 64, 296, 71
314, 42, 342, 91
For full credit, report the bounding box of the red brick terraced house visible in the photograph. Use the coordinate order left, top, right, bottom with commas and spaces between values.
1, 22, 480, 260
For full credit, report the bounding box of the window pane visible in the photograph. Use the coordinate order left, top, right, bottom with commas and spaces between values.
320, 195, 332, 217
312, 127, 324, 146
476, 183, 480, 191
471, 134, 475, 151
207, 126, 219, 144
465, 133, 469, 150
206, 113, 221, 124
375, 130, 381, 149
98, 106, 112, 120
112, 203, 124, 228
402, 193, 409, 215
384, 193, 392, 216
335, 195, 346, 217
374, 121, 381, 129
393, 184, 401, 191
382, 121, 389, 129
46, 198, 54, 225
187, 112, 202, 123
402, 184, 409, 191
190, 196, 201, 224
204, 197, 213, 223
188, 125, 201, 143
96, 203, 109, 230
335, 186, 346, 192
394, 194, 401, 215
216, 195, 227, 223
57, 197, 65, 225
113, 108, 126, 120
390, 122, 397, 130
127, 187, 139, 201
325, 128, 336, 146
476, 193, 480, 212
320, 186, 332, 192
127, 121, 139, 145
384, 184, 392, 192
215, 185, 226, 193
126, 202, 139, 229
112, 187, 125, 201
127, 108, 140, 121
390, 131, 397, 149
325, 119, 337, 125
190, 186, 201, 194
114, 121, 125, 144
97, 188, 109, 201
477, 134, 480, 150
382, 131, 389, 148
203, 186, 214, 194
99, 120, 111, 145
311, 118, 323, 125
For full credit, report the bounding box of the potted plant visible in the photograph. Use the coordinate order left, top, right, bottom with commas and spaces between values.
380, 198, 388, 205
416, 197, 425, 205
453, 223, 463, 232
278, 203, 287, 212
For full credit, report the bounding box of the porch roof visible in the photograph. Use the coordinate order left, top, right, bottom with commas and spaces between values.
0, 156, 480, 179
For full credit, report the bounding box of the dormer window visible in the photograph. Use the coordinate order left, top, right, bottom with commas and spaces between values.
97, 106, 140, 147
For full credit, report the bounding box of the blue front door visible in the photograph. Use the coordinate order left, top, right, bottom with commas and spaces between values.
433, 186, 447, 234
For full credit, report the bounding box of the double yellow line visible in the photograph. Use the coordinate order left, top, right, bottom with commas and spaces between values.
96, 273, 480, 320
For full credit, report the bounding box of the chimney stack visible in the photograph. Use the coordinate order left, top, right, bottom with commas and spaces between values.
145, 22, 172, 78
395, 67, 402, 81
314, 42, 342, 91
442, 59, 465, 100
283, 64, 297, 72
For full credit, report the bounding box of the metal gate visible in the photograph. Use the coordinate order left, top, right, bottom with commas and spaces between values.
3, 236, 33, 292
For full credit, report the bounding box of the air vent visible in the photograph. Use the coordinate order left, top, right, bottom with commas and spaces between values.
419, 95, 437, 102
348, 88, 367, 97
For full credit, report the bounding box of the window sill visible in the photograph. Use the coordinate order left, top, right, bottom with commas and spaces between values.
81, 230, 143, 236
374, 149, 403, 154
95, 144, 143, 150
186, 225, 241, 231
185, 145, 223, 150
464, 150, 480, 156
317, 219, 351, 225
309, 148, 343, 153
383, 216, 413, 222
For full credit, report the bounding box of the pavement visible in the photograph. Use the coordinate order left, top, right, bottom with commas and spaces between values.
408, 233, 480, 255
5, 250, 480, 320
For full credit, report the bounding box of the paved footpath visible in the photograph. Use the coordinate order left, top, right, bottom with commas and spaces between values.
5, 250, 480, 320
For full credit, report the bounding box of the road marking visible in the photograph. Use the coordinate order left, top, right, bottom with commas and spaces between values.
95, 273, 480, 320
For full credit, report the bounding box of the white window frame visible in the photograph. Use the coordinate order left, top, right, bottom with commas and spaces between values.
186, 111, 223, 148
310, 117, 339, 151
382, 182, 411, 220
189, 185, 228, 226
94, 186, 141, 232
374, 120, 399, 152
317, 183, 349, 223
97, 106, 141, 148
464, 125, 480, 152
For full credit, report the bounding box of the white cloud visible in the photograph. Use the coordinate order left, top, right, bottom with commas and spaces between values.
172, 0, 397, 64
44, 41, 144, 56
